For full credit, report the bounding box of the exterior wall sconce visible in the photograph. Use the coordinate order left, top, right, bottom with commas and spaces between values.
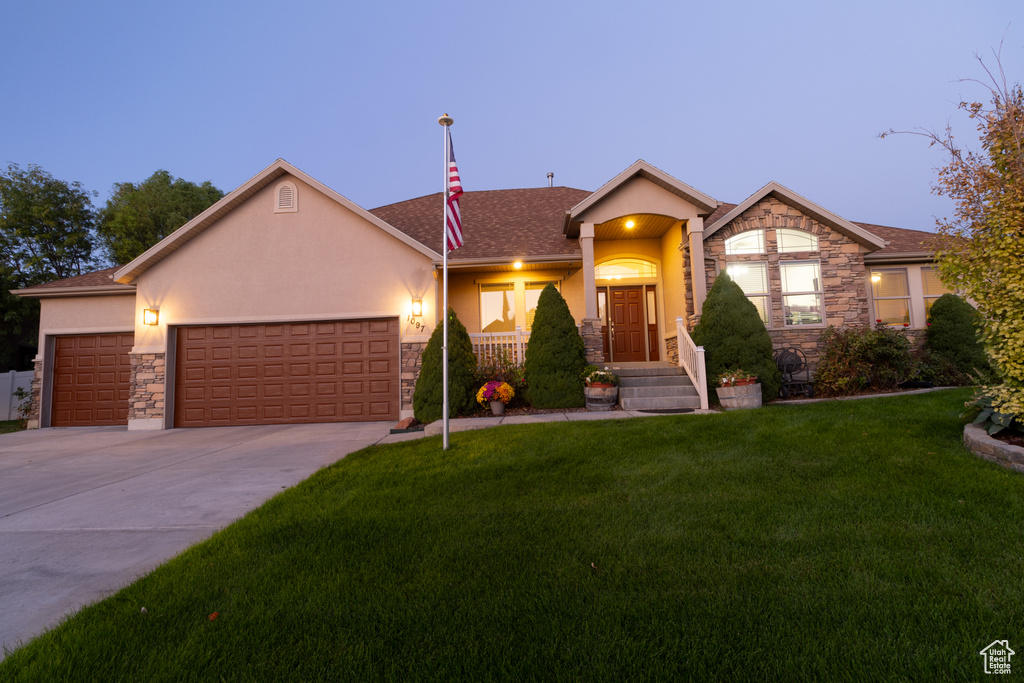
411, 299, 423, 317
143, 308, 159, 326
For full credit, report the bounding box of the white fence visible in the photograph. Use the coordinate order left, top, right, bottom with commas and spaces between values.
469, 328, 530, 366
676, 317, 709, 410
1, 370, 33, 421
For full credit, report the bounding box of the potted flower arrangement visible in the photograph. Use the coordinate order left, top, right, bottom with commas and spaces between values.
476, 380, 515, 416
581, 365, 619, 411
715, 368, 762, 410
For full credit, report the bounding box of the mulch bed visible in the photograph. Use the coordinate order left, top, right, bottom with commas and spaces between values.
993, 430, 1024, 449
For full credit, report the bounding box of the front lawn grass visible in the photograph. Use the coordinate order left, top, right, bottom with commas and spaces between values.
3, 388, 1022, 681
0, 420, 24, 434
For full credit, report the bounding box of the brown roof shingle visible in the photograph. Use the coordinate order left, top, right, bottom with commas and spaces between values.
16, 266, 133, 295
370, 187, 591, 262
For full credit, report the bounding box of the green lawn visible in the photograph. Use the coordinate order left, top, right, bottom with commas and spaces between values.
3, 388, 1022, 681
0, 420, 24, 435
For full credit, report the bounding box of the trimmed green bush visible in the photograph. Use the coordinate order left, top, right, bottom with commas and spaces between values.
524, 283, 586, 408
925, 293, 991, 380
413, 309, 478, 424
815, 324, 918, 396
692, 272, 781, 401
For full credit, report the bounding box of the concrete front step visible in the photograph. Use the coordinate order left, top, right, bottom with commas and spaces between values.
619, 385, 699, 399
619, 375, 694, 388
604, 363, 701, 410
602, 364, 685, 378
619, 395, 703, 410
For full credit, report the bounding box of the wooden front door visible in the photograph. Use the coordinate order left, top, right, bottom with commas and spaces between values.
610, 286, 647, 362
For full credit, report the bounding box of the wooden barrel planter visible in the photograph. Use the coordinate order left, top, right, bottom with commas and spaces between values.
716, 383, 762, 410
584, 384, 618, 411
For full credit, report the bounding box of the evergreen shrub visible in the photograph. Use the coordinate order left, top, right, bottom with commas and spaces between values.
814, 324, 918, 396
691, 272, 781, 401
925, 293, 991, 380
524, 283, 587, 408
412, 309, 478, 424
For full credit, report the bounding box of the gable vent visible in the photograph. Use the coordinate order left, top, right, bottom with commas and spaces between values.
274, 181, 298, 213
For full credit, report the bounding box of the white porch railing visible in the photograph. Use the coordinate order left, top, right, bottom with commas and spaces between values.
676, 317, 708, 410
469, 327, 530, 366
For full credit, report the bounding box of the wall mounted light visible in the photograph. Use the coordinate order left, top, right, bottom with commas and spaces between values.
143, 308, 159, 326
411, 298, 423, 317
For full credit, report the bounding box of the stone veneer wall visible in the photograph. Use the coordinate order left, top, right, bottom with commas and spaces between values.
701, 197, 872, 372
580, 318, 604, 364
665, 335, 679, 366
26, 358, 42, 429
128, 353, 165, 422
401, 341, 427, 413
964, 424, 1024, 474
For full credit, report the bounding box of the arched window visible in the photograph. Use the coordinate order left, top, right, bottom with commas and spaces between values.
274, 181, 298, 213
777, 228, 818, 253
595, 258, 658, 280
724, 230, 765, 255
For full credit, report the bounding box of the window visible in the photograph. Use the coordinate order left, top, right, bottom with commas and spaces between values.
777, 228, 818, 253
725, 230, 765, 255
870, 268, 910, 325
781, 261, 823, 325
921, 267, 951, 319
480, 283, 515, 332
726, 263, 769, 324
595, 258, 657, 280
525, 282, 557, 330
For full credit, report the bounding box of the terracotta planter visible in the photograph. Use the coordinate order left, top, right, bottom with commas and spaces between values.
490, 401, 505, 416
734, 378, 757, 386
584, 385, 618, 411
716, 383, 762, 410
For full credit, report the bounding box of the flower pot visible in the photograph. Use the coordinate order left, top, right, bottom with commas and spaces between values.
734, 378, 757, 386
716, 383, 762, 410
490, 401, 505, 416
584, 385, 618, 411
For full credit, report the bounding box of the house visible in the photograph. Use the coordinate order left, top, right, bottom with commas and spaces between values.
15, 158, 945, 430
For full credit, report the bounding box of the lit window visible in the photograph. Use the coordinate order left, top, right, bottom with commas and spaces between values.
781, 261, 823, 325
725, 230, 765, 255
921, 267, 951, 320
525, 282, 557, 330
726, 263, 769, 324
870, 268, 910, 325
595, 258, 657, 280
777, 229, 818, 253
480, 283, 515, 333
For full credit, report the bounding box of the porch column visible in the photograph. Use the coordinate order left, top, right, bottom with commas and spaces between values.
688, 217, 707, 316
580, 222, 597, 319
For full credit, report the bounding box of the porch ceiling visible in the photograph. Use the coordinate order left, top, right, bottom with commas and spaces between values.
595, 214, 678, 240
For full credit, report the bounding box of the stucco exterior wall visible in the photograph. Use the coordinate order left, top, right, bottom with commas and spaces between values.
38, 294, 136, 336
577, 177, 701, 225
130, 174, 437, 353
660, 223, 687, 328
703, 197, 872, 370
446, 268, 584, 333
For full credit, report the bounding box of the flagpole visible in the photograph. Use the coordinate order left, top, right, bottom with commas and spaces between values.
439, 113, 453, 450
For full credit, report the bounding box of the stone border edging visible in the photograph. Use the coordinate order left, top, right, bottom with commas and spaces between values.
964, 423, 1024, 474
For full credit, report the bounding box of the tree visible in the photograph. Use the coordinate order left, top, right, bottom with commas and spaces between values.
0, 163, 96, 283
925, 293, 991, 378
523, 283, 587, 408
97, 170, 223, 264
691, 272, 781, 401
885, 61, 1024, 417
412, 309, 478, 424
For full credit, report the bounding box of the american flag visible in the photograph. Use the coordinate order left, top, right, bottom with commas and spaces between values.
445, 127, 464, 251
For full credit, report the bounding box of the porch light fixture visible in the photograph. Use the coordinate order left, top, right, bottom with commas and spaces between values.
625, 220, 635, 229
513, 261, 523, 269
143, 308, 159, 326
411, 298, 423, 317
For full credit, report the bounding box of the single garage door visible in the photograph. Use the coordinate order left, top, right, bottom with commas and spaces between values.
51, 332, 134, 426
174, 319, 399, 428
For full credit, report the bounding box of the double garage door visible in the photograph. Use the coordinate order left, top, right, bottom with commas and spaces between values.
50, 319, 398, 428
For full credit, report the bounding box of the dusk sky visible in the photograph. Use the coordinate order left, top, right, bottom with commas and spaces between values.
3, 1, 1022, 234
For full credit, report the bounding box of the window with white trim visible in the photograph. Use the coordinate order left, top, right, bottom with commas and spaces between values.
921, 267, 951, 320
725, 230, 765, 255
780, 261, 823, 325
726, 262, 770, 324
595, 258, 657, 280
525, 282, 558, 330
870, 268, 910, 325
777, 228, 818, 253
480, 283, 515, 333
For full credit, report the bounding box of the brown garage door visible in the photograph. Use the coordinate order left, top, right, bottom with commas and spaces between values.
174, 319, 398, 428
51, 333, 134, 426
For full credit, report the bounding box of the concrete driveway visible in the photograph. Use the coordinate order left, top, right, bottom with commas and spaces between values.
0, 422, 406, 658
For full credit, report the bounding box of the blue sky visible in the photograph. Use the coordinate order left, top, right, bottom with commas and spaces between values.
3, 1, 1022, 232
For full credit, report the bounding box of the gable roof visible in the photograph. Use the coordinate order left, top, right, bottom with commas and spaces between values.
859, 222, 937, 262
371, 187, 591, 264
113, 159, 439, 284
15, 265, 135, 299
564, 160, 718, 236
704, 181, 888, 250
